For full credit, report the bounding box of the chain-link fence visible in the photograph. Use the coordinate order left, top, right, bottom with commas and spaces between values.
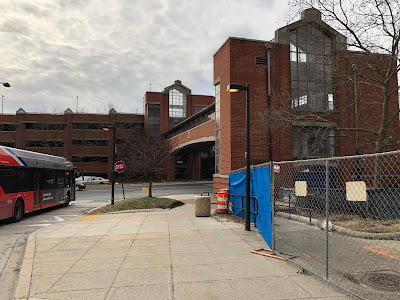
272, 150, 400, 300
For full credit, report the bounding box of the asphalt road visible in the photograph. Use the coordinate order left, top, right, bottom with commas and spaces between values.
77, 182, 213, 202
275, 217, 400, 299
0, 181, 213, 300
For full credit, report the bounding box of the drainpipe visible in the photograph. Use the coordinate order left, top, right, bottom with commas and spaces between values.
265, 42, 273, 162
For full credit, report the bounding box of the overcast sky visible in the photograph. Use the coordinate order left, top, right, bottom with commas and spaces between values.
0, 0, 291, 114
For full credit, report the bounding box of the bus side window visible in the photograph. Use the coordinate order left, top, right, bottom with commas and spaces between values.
0, 168, 17, 194
43, 170, 56, 190
56, 171, 65, 188
15, 168, 34, 193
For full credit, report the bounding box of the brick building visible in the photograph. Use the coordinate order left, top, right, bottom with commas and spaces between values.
0, 80, 215, 181
213, 8, 399, 191
0, 108, 144, 179
145, 80, 215, 181
144, 80, 214, 136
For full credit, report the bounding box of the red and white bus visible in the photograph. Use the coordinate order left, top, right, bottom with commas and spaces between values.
0, 146, 75, 222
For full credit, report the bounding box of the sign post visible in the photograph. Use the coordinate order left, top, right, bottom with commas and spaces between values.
114, 161, 126, 199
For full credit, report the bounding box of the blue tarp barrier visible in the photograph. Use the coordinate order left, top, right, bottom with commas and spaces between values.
228, 166, 272, 248
251, 166, 272, 248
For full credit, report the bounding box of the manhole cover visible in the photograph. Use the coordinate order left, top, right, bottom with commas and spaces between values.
361, 273, 400, 292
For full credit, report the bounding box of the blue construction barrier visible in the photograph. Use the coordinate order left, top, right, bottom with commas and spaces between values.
229, 165, 272, 248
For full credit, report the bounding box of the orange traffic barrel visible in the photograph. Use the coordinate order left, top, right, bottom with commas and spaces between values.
217, 189, 228, 213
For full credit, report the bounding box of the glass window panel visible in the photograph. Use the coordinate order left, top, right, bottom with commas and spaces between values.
327, 93, 334, 110
290, 52, 297, 62
290, 25, 334, 111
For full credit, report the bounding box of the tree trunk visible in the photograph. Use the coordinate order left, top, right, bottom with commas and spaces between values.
373, 85, 390, 188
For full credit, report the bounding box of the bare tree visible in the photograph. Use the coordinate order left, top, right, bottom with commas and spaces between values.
271, 2, 399, 186
119, 128, 174, 197
96, 102, 121, 114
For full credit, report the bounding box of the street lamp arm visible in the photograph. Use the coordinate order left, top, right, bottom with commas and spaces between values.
0, 82, 10, 88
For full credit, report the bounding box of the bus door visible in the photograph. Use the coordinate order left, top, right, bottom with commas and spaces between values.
33, 169, 41, 210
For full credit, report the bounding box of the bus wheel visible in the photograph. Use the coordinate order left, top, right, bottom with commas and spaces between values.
63, 193, 71, 207
12, 199, 24, 222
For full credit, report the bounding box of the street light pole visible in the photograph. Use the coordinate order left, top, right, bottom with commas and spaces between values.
103, 125, 116, 205
244, 83, 251, 231
111, 126, 116, 205
1, 82, 10, 115
227, 83, 251, 231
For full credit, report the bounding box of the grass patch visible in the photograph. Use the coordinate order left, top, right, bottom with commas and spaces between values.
294, 210, 400, 233
90, 197, 184, 214
330, 215, 400, 233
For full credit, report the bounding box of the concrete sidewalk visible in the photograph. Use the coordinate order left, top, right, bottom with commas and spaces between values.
15, 195, 353, 300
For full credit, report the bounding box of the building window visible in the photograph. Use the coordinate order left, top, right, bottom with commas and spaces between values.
116, 122, 143, 130
72, 139, 108, 147
0, 141, 16, 147
26, 140, 64, 148
169, 89, 186, 126
195, 105, 207, 114
292, 126, 335, 159
72, 156, 108, 163
72, 123, 106, 130
0, 124, 17, 131
215, 83, 220, 174
147, 103, 160, 135
25, 123, 65, 131
290, 24, 333, 111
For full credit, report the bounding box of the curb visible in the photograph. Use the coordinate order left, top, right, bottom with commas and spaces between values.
276, 212, 400, 240
84, 181, 212, 189
104, 208, 170, 214
14, 228, 43, 300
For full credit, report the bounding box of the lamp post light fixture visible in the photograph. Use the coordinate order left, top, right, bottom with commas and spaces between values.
1, 82, 10, 88
103, 124, 116, 205
227, 83, 251, 231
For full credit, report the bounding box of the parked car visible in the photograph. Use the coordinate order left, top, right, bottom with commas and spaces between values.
75, 176, 110, 184
75, 181, 86, 190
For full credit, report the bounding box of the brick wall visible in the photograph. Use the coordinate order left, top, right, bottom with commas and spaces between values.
167, 120, 215, 150
0, 112, 144, 178
213, 36, 399, 193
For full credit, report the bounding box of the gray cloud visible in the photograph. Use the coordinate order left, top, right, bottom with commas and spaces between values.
0, 0, 288, 114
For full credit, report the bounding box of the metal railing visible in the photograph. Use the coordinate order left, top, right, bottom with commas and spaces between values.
206, 192, 259, 227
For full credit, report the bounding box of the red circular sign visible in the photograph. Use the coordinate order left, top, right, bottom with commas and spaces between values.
114, 161, 126, 173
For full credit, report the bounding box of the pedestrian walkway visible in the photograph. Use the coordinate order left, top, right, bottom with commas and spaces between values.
15, 195, 354, 300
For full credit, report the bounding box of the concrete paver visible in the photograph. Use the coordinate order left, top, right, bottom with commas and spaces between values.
14, 195, 355, 300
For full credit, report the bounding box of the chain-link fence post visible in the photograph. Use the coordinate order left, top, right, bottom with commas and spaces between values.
270, 161, 275, 251
325, 159, 330, 280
